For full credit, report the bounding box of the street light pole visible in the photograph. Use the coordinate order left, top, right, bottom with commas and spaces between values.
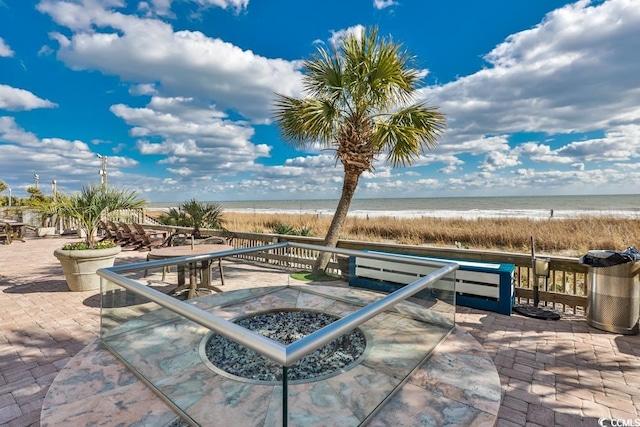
52, 179, 57, 198
97, 154, 107, 188
34, 173, 39, 190
8, 188, 11, 208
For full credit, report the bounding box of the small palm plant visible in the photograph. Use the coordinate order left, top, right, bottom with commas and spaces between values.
58, 185, 146, 249
157, 199, 224, 238
27, 195, 60, 228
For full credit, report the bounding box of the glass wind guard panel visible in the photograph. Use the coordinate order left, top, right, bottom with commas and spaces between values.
100, 266, 455, 426
283, 274, 456, 425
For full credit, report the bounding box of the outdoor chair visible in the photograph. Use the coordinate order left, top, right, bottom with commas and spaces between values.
118, 222, 145, 248
105, 220, 130, 246
0, 223, 12, 245
167, 231, 190, 247
132, 223, 167, 251
98, 220, 118, 242
106, 220, 132, 246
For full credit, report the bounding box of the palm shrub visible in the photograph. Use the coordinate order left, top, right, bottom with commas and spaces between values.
58, 185, 146, 249
272, 222, 296, 235
157, 198, 224, 238
271, 222, 314, 236
27, 195, 63, 228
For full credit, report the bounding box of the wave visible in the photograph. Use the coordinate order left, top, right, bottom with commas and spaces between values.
212, 207, 640, 220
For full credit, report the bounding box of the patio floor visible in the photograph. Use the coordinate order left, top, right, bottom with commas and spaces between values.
1, 237, 639, 426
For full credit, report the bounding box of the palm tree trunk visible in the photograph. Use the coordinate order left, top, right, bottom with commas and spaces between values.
313, 170, 361, 273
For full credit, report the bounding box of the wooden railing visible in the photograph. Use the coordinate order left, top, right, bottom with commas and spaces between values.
138, 225, 589, 315
12, 206, 591, 315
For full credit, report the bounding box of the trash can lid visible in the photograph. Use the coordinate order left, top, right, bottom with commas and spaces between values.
579, 247, 640, 267
585, 250, 616, 258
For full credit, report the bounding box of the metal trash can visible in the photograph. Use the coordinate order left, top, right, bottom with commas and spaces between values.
581, 250, 640, 335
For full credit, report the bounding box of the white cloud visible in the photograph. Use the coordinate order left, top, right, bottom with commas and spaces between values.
0, 85, 58, 111
480, 150, 520, 172
110, 95, 276, 181
38, 0, 303, 122
416, 178, 439, 186
166, 166, 193, 176
367, 166, 393, 179
438, 164, 458, 174
363, 180, 407, 190
373, 0, 398, 10
557, 125, 640, 162
285, 154, 336, 169
38, 45, 54, 56
111, 97, 244, 147
259, 165, 305, 179
438, 135, 510, 156
0, 116, 139, 191
138, 0, 248, 17
129, 83, 158, 96
509, 125, 640, 166
329, 25, 365, 48
0, 37, 13, 57
0, 116, 40, 146
415, 153, 463, 165
420, 0, 640, 158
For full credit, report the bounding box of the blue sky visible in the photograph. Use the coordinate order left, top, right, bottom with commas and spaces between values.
0, 0, 638, 202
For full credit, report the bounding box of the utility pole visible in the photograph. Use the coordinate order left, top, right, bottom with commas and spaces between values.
97, 154, 107, 187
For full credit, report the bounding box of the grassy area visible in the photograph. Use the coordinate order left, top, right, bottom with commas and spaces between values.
221, 212, 640, 257
290, 271, 341, 282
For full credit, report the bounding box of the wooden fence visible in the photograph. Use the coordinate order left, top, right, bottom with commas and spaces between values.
140, 225, 589, 315
5, 205, 590, 315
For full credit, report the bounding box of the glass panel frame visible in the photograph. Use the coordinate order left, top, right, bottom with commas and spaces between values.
99, 242, 457, 426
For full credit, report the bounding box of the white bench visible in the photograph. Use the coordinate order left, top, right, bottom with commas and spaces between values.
349, 253, 515, 315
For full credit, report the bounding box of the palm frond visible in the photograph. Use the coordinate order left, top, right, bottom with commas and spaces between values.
373, 105, 447, 167
303, 46, 343, 101
58, 185, 146, 247
273, 95, 338, 147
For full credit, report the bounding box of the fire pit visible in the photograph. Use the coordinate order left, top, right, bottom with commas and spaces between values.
203, 310, 367, 383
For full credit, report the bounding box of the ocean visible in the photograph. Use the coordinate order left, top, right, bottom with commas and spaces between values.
148, 194, 640, 220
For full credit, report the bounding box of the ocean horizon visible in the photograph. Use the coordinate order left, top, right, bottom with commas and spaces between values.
148, 194, 640, 220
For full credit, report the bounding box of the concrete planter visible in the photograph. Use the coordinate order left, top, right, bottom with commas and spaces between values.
37, 227, 56, 237
54, 246, 122, 291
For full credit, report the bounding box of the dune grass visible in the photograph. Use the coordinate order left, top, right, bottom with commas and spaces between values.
220, 212, 640, 257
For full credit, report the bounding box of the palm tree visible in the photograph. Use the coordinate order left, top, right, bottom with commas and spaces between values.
157, 199, 224, 238
26, 186, 45, 201
273, 26, 446, 272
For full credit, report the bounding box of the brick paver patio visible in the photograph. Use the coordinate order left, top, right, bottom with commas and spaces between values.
1, 237, 639, 426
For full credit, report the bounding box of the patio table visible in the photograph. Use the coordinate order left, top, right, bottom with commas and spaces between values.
147, 244, 233, 299
1, 222, 26, 244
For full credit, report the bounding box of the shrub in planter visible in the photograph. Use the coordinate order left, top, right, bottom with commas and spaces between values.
54, 185, 146, 291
